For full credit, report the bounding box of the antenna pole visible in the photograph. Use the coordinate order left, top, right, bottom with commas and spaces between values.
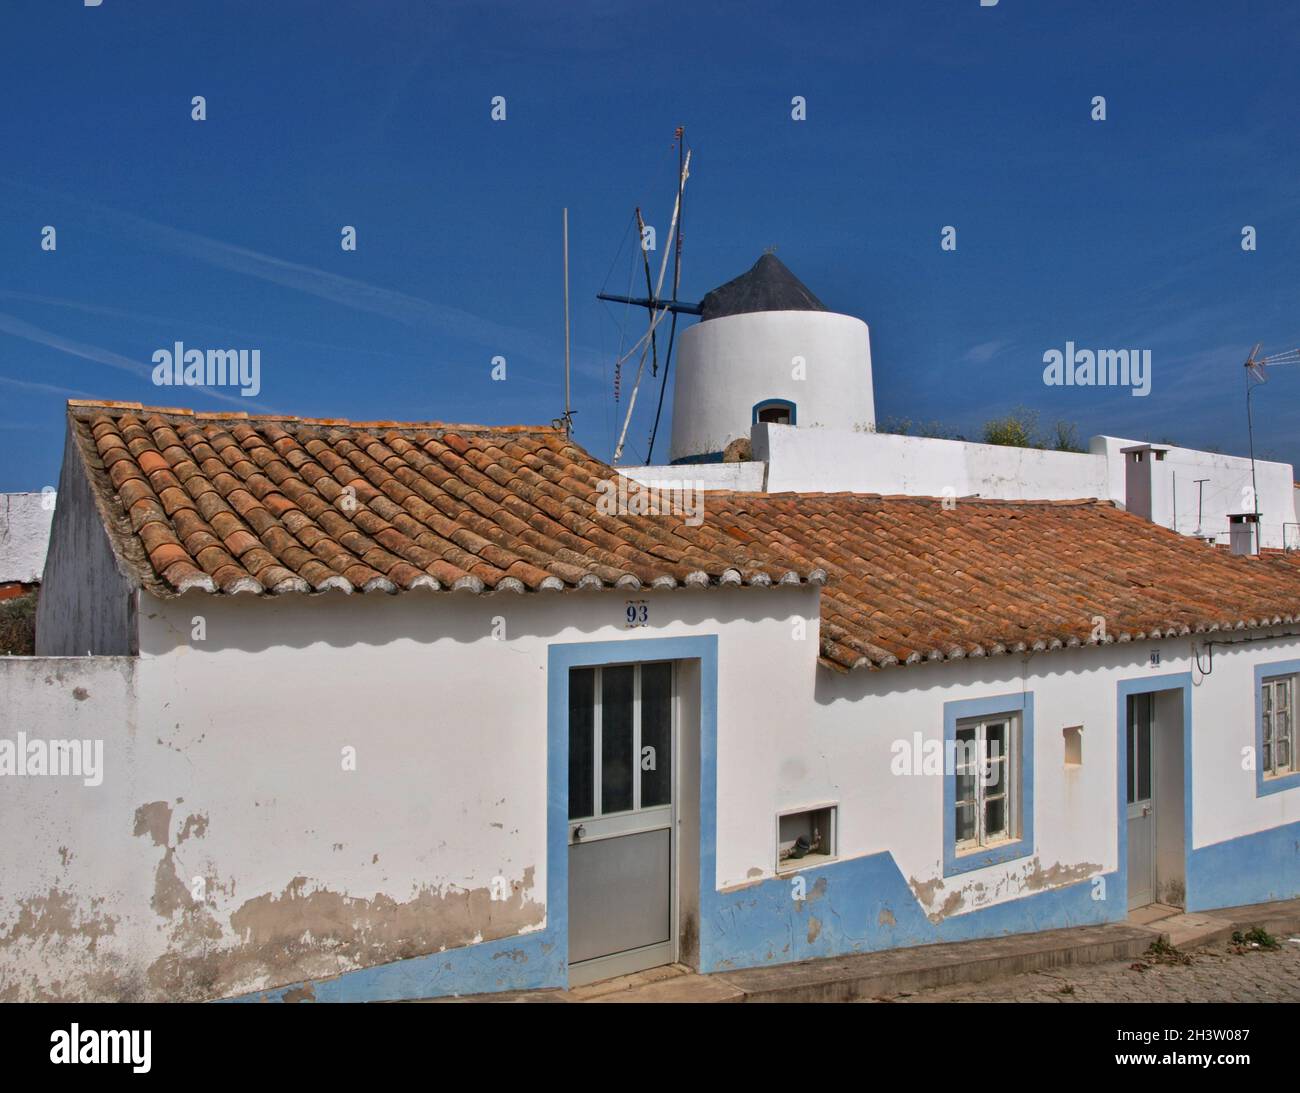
1246, 369, 1260, 526
647, 127, 686, 463
1193, 478, 1209, 537
613, 148, 691, 464
562, 208, 572, 438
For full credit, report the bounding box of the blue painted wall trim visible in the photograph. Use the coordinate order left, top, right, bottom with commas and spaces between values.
233, 652, 1297, 1001
233, 634, 719, 1003
669, 451, 724, 465
941, 692, 1035, 877
751, 398, 797, 426
1186, 820, 1300, 911
699, 855, 1121, 973
1253, 659, 1300, 797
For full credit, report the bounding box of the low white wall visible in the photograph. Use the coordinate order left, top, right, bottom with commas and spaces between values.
755, 424, 1109, 500
1094, 436, 1298, 549
619, 462, 766, 492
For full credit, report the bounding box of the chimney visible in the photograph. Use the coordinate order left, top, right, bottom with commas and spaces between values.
1228, 512, 1260, 557
1121, 445, 1170, 525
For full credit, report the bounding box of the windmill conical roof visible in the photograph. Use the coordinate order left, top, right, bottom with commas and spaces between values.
698, 253, 828, 322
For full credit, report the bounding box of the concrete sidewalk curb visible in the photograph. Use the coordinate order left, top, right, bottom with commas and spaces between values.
1143, 898, 1300, 951
708, 924, 1155, 1003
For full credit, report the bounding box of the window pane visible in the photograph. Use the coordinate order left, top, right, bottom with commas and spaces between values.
955, 802, 976, 843
985, 757, 1006, 796
955, 770, 976, 805
955, 726, 978, 773
1137, 720, 1152, 801
568, 668, 595, 819
640, 662, 672, 807
985, 796, 1006, 840
600, 665, 635, 814
1126, 723, 1136, 803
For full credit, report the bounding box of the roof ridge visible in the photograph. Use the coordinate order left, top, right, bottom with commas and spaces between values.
65, 400, 562, 436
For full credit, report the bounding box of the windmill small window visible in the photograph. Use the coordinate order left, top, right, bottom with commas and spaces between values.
753, 398, 797, 427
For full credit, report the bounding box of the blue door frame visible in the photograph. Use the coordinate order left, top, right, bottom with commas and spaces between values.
546, 635, 719, 979
1114, 673, 1193, 911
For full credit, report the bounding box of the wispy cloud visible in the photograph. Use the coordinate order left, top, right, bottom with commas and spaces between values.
0, 374, 98, 399
961, 339, 1013, 365
0, 312, 274, 412
0, 179, 575, 366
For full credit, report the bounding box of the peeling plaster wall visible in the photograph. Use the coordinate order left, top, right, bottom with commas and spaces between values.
1, 586, 817, 1001
0, 658, 140, 1001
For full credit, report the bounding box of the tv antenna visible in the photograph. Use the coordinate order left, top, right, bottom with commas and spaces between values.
1243, 342, 1300, 529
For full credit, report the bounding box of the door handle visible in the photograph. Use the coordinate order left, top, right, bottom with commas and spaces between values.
1142, 805, 1152, 817
572, 824, 586, 844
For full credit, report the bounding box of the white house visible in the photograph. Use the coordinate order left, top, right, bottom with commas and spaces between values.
0, 384, 1296, 1003
2, 257, 1298, 1002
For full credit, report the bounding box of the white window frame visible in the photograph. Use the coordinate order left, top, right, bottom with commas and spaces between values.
953, 713, 1018, 854
1262, 673, 1296, 780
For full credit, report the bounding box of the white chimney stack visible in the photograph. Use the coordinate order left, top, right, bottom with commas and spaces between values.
1121, 445, 1171, 525
1228, 512, 1260, 556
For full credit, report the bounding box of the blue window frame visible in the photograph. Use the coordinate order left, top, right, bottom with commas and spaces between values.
1255, 659, 1300, 796
942, 692, 1035, 876
752, 398, 796, 426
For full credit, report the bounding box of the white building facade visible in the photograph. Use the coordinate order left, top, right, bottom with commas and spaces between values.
2, 397, 1298, 1002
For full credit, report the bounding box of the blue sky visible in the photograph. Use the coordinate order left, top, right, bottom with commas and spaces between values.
2, 0, 1298, 490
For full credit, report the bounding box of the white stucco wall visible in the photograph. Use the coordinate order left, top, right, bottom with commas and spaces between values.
619, 462, 766, 492
4, 579, 1297, 1001
754, 424, 1109, 500
0, 492, 55, 584
0, 584, 814, 1000
669, 310, 875, 463
728, 634, 1300, 923
1093, 436, 1298, 549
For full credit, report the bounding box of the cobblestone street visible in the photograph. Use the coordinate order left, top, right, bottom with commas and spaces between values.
875, 939, 1300, 1003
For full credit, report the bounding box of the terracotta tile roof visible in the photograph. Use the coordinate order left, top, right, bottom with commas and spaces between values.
67, 402, 824, 599
702, 492, 1300, 671
65, 402, 1300, 673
